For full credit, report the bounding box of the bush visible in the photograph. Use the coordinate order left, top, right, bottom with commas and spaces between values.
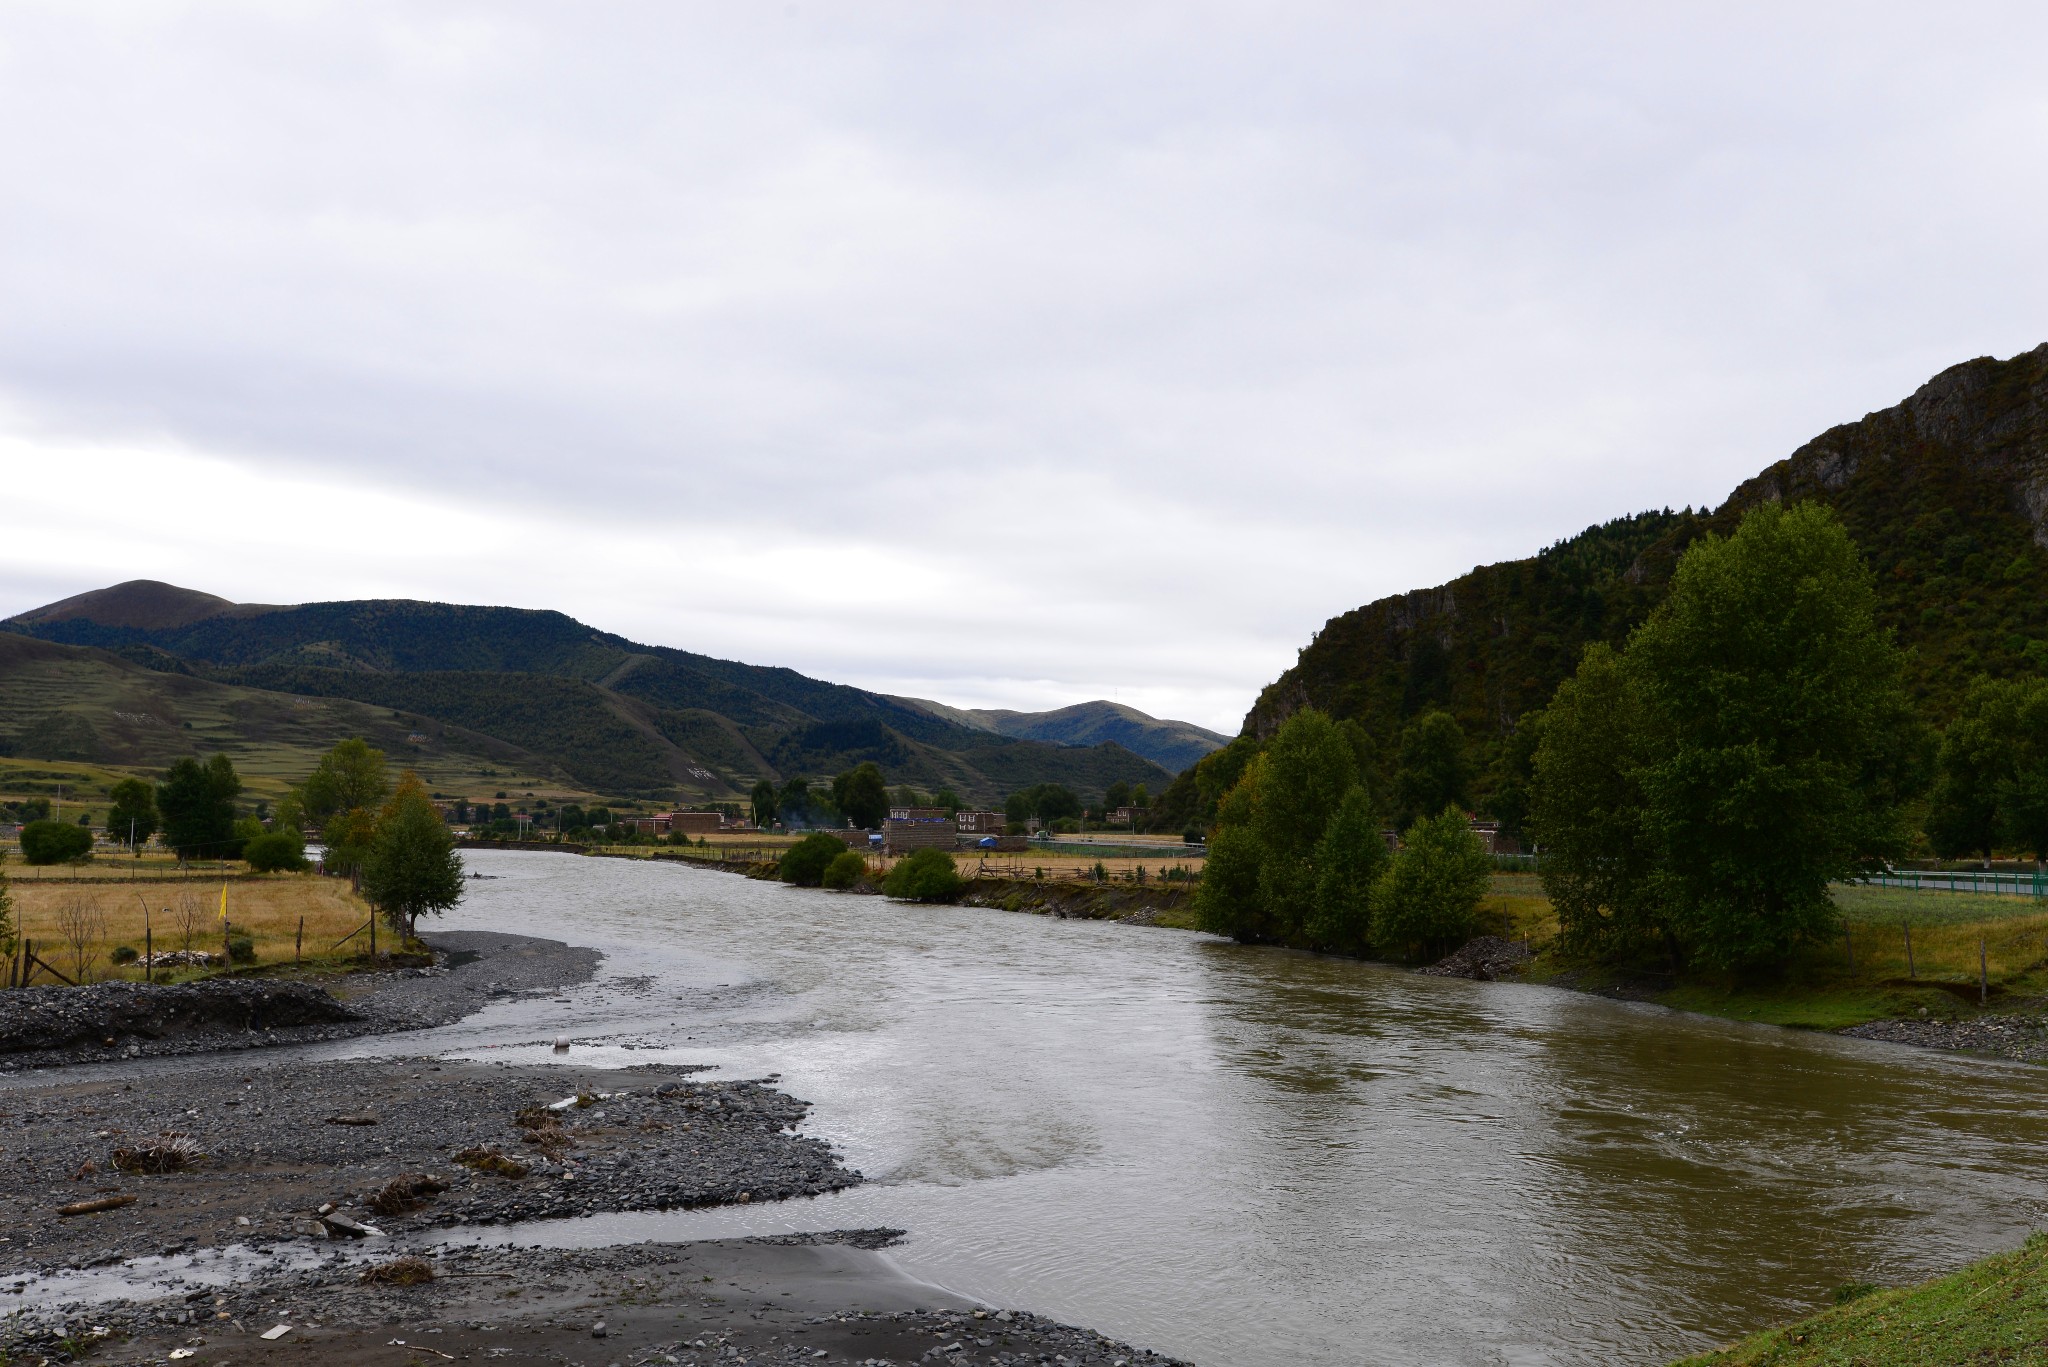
110, 945, 140, 965
780, 832, 850, 887
20, 819, 93, 865
822, 850, 868, 890
883, 847, 964, 902
243, 830, 309, 873
1369, 807, 1491, 960
227, 933, 256, 964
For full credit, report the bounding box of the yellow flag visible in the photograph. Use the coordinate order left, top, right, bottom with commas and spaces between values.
219, 882, 229, 922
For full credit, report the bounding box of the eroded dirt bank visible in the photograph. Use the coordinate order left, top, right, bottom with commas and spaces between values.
0, 931, 600, 1072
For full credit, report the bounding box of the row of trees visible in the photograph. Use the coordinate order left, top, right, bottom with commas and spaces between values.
1194, 708, 1492, 958
749, 763, 894, 830
1198, 502, 1930, 976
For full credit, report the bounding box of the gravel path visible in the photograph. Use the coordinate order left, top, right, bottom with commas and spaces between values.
2, 1237, 1192, 1366
0, 931, 600, 1072
0, 1059, 856, 1277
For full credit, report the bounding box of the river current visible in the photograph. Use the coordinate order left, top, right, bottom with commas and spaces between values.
126, 851, 2048, 1364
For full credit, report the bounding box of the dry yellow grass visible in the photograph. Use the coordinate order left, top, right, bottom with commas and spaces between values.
7, 873, 370, 983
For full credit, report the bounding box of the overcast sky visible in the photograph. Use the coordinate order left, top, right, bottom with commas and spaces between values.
2, 3, 2045, 734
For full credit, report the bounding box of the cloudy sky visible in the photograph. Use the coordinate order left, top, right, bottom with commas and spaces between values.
2, 3, 2045, 733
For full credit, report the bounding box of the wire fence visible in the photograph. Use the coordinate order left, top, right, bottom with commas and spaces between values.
1853, 868, 2048, 898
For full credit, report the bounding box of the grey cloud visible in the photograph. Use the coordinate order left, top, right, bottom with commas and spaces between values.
2, 2, 2046, 732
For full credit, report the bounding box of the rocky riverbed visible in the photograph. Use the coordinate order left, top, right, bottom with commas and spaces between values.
0, 1057, 856, 1276
1, 1236, 1192, 1366
1840, 1011, 2048, 1062
0, 931, 600, 1072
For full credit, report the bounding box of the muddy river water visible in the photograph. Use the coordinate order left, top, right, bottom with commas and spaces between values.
68, 850, 2048, 1365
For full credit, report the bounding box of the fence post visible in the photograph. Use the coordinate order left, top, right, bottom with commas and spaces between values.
1844, 926, 1855, 974
1904, 923, 1914, 979
1980, 938, 1989, 1006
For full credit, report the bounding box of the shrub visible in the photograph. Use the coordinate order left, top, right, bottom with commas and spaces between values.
242, 830, 309, 873
883, 847, 964, 902
227, 933, 257, 964
20, 819, 93, 865
110, 945, 140, 965
780, 832, 850, 887
822, 850, 868, 890
1369, 807, 1491, 960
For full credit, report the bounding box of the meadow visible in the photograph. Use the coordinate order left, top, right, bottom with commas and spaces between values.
9, 873, 371, 985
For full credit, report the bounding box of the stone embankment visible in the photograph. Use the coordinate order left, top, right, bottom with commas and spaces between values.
1841, 1013, 2048, 1062
958, 878, 1196, 926
1420, 936, 1535, 982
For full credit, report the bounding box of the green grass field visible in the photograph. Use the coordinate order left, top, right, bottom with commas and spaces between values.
1672, 1234, 2048, 1366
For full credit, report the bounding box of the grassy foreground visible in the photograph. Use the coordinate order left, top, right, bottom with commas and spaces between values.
1672, 1234, 2048, 1366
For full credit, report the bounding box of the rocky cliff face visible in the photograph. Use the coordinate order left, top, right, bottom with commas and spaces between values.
1240, 343, 2048, 792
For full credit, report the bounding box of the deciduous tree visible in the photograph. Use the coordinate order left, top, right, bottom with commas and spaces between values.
1393, 711, 1470, 827
1369, 807, 1490, 960
156, 755, 242, 860
361, 772, 465, 937
106, 779, 158, 852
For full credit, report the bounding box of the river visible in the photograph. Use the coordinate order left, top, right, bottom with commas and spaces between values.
311, 851, 2048, 1364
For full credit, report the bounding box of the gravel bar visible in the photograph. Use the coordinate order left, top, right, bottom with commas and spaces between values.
0, 1058, 856, 1277
1, 1237, 1193, 1366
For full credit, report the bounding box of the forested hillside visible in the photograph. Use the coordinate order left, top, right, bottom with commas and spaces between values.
1161, 342, 2048, 828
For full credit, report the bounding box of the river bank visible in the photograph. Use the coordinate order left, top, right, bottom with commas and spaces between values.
0, 931, 599, 1072
0, 907, 1199, 1367
0, 1056, 855, 1279
1668, 1232, 2048, 1366
4, 1236, 1190, 1367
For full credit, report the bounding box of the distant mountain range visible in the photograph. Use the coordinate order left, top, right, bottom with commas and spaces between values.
1163, 341, 2048, 827
892, 697, 1229, 776
1, 583, 1223, 803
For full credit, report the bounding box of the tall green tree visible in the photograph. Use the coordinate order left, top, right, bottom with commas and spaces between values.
299, 738, 391, 824
1531, 644, 1668, 961
1393, 711, 1470, 827
362, 772, 465, 937
1195, 709, 1372, 945
157, 754, 243, 859
1105, 780, 1133, 811
106, 778, 159, 852
1370, 807, 1491, 959
1624, 501, 1924, 970
1995, 682, 2048, 864
1925, 677, 2048, 864
835, 763, 890, 828
751, 778, 779, 828
1306, 787, 1388, 955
